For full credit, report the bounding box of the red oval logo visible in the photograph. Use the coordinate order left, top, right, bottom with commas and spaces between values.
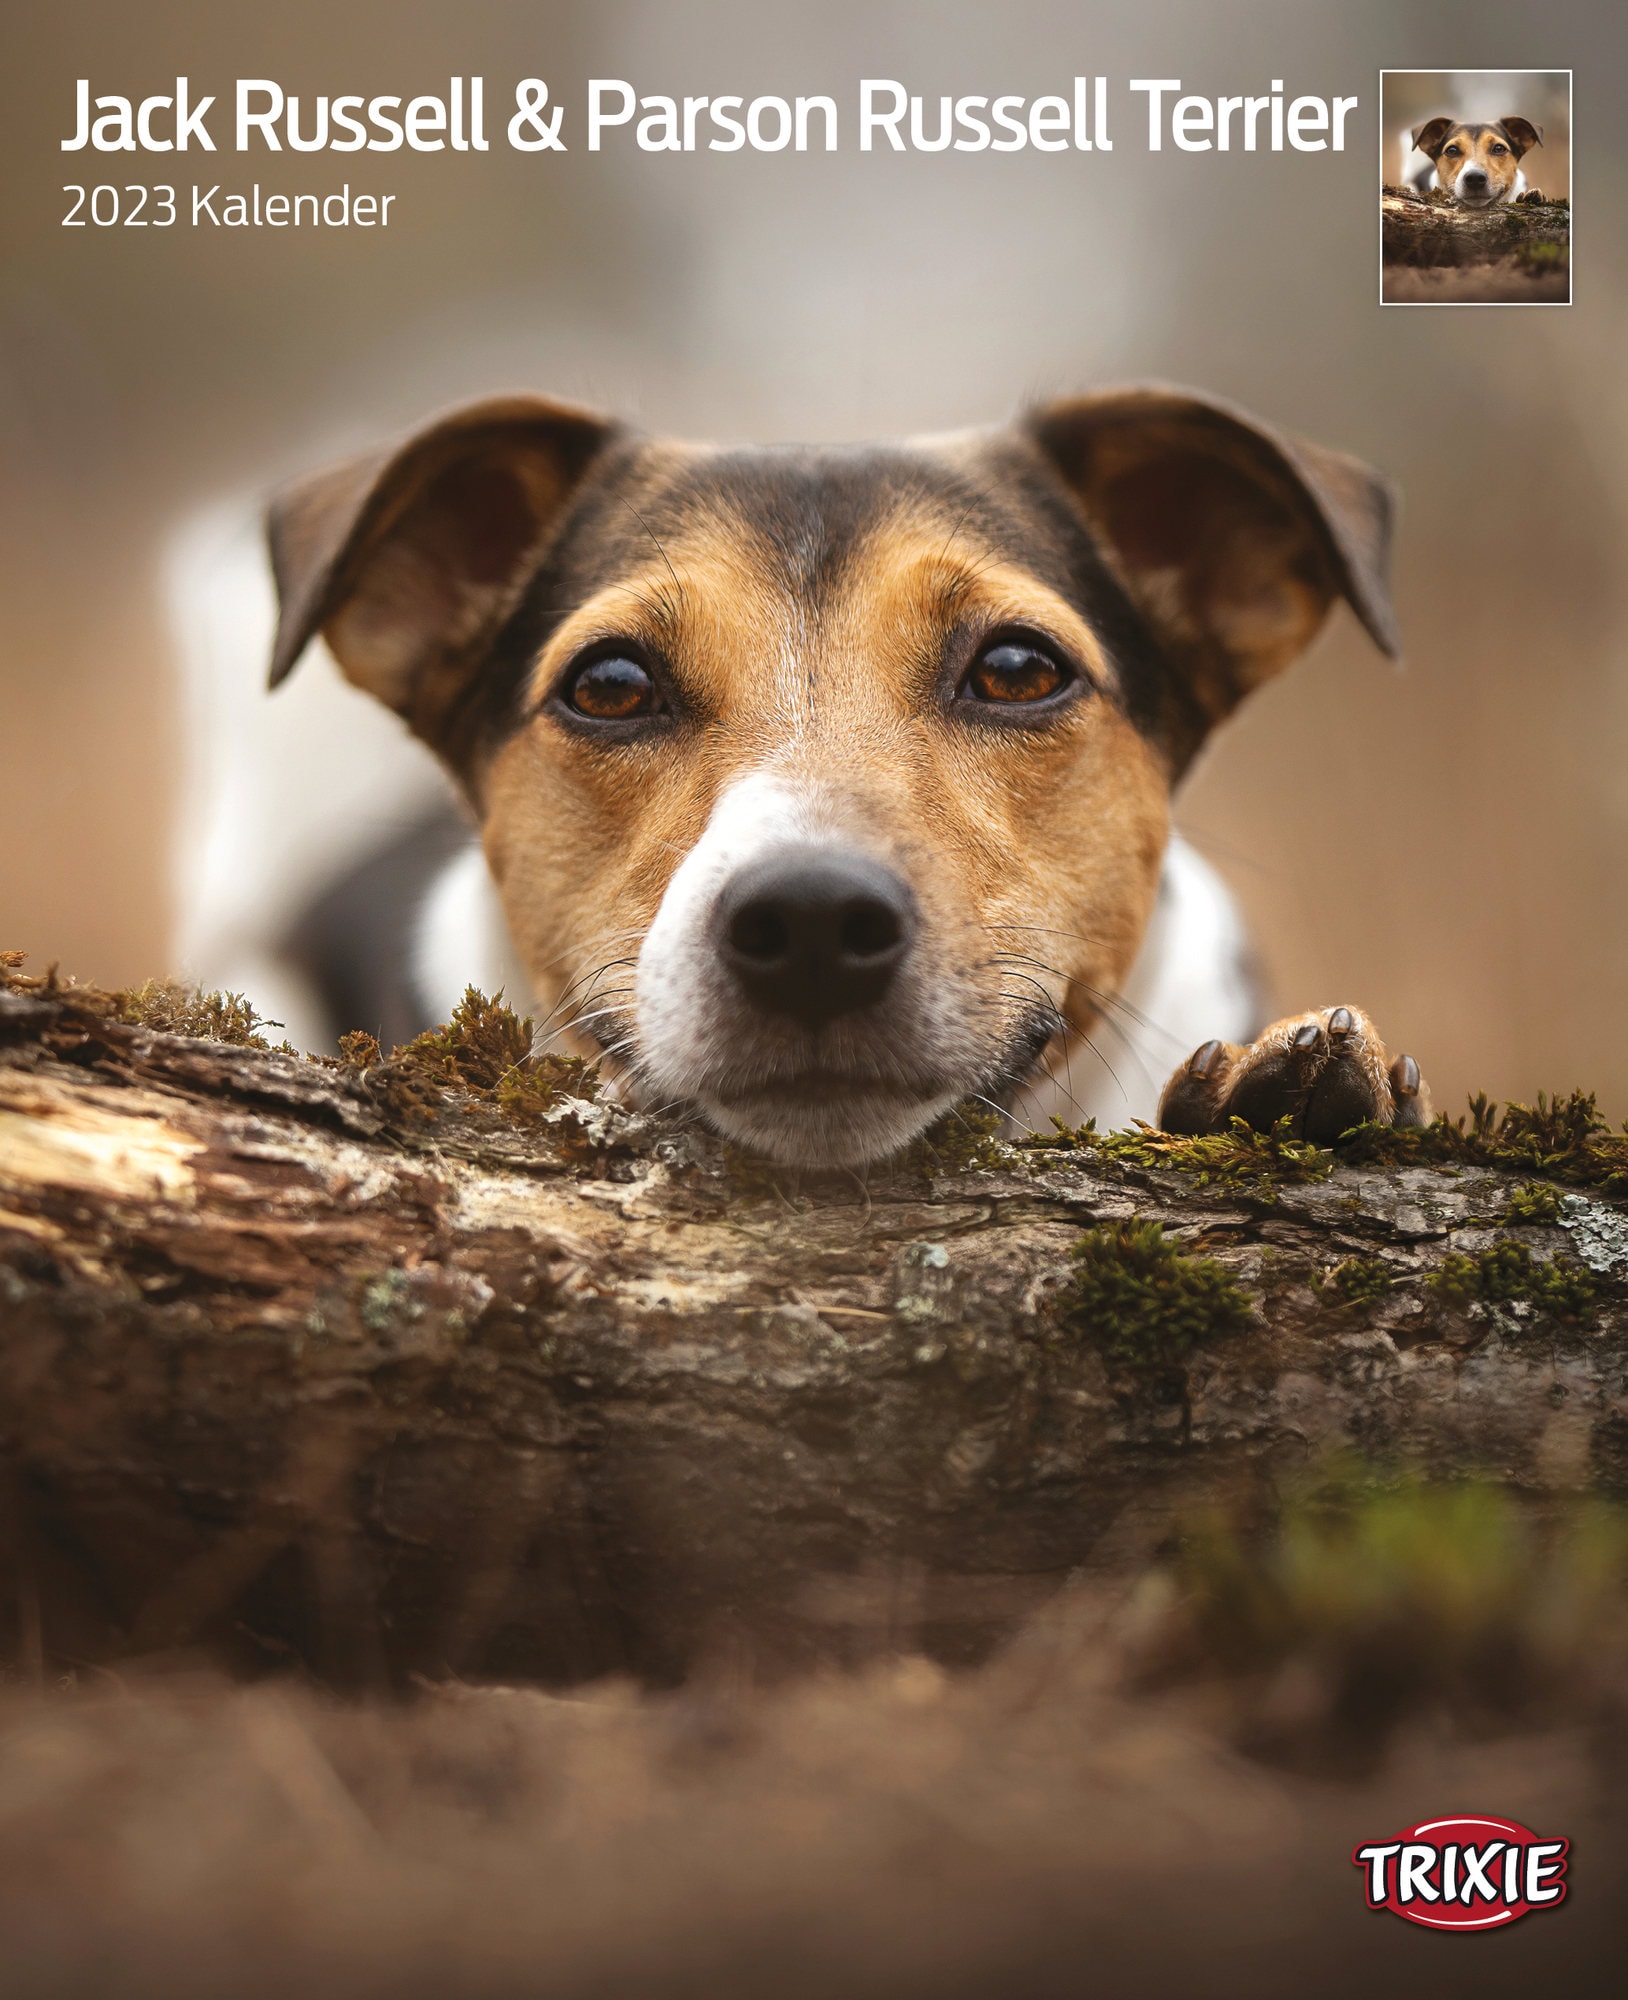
1352, 1817, 1568, 1929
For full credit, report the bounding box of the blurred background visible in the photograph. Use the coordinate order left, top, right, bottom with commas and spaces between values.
2, 0, 1625, 1121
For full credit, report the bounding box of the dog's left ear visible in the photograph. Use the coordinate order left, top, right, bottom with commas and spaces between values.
266, 394, 619, 760
1497, 117, 1543, 157
1027, 386, 1399, 761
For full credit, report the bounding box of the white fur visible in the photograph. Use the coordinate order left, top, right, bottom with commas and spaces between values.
631, 771, 971, 1165
411, 844, 532, 1028
166, 503, 461, 1048
1021, 834, 1258, 1134
634, 772, 819, 1083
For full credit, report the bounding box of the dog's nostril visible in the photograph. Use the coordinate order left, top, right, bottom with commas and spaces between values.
839, 898, 902, 962
727, 905, 792, 965
716, 847, 916, 1031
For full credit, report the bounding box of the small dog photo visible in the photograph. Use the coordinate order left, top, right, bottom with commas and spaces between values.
1381, 69, 1570, 304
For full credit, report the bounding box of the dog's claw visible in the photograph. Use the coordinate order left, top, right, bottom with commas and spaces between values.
1158, 1005, 1432, 1140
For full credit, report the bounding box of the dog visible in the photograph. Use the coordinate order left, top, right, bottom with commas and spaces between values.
1406, 116, 1544, 206
236, 385, 1430, 1168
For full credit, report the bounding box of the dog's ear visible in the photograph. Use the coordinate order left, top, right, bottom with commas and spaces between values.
1026, 385, 1399, 756
267, 394, 617, 749
1497, 116, 1543, 157
1410, 116, 1456, 159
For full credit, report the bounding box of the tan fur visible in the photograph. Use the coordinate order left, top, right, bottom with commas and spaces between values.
484, 494, 1170, 1083
1436, 125, 1523, 201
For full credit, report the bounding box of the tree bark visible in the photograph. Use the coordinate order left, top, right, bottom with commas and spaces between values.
1381, 185, 1570, 302
2, 977, 1624, 1689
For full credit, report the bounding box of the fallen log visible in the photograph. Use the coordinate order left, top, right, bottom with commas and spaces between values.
1381, 184, 1570, 302
2, 956, 1626, 1688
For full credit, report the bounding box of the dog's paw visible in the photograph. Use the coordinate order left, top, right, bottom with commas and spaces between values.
1516, 186, 1545, 204
1157, 1005, 1431, 1142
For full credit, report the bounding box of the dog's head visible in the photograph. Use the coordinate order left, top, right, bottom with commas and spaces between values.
1411, 116, 1542, 206
267, 388, 1397, 1165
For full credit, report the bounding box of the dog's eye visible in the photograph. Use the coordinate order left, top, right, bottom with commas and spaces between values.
564, 654, 658, 720
1490, 142, 1508, 154
962, 640, 1070, 706
1443, 144, 1461, 156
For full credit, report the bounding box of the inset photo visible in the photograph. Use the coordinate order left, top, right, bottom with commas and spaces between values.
1381, 69, 1571, 304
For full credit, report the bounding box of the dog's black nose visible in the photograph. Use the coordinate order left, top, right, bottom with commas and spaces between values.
717, 847, 915, 1030
1461, 166, 1488, 188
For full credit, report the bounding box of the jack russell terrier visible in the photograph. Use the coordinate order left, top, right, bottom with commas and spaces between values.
1406, 116, 1544, 206
189, 385, 1431, 1168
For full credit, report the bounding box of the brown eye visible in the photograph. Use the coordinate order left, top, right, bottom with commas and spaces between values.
1490, 142, 1508, 154
1443, 144, 1461, 156
564, 654, 657, 720
964, 640, 1069, 705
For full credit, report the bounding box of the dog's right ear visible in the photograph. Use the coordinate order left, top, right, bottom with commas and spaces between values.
266, 395, 618, 746
1410, 116, 1456, 160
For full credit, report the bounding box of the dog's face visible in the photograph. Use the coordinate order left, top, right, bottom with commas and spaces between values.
268, 389, 1397, 1166
1412, 116, 1542, 206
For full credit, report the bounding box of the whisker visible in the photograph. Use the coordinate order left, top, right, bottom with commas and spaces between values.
536, 986, 628, 1040
534, 958, 640, 1034
965, 1090, 1040, 1140
984, 946, 1169, 1044
546, 1002, 636, 1048
619, 497, 686, 604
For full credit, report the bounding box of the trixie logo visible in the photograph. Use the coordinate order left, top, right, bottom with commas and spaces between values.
1353, 1818, 1568, 1930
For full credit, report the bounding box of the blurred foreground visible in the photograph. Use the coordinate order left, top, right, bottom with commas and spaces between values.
3, 1480, 1626, 1997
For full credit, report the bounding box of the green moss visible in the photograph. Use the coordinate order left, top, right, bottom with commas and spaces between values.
899, 1100, 1007, 1176
114, 979, 271, 1046
1032, 1086, 1628, 1203
1341, 1089, 1628, 1199
394, 987, 534, 1090
496, 1054, 601, 1118
1318, 1256, 1394, 1308
357, 1267, 419, 1333
1503, 1181, 1564, 1225
1171, 1466, 1628, 1702
1059, 1220, 1253, 1378
1034, 1114, 1332, 1194
388, 986, 600, 1120
1428, 1236, 1595, 1317
337, 1029, 381, 1070
0, 952, 278, 1048
2, 950, 277, 1048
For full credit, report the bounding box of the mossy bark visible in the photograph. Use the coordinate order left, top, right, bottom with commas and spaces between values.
1382, 185, 1569, 263
3, 979, 1626, 1689
1381, 186, 1570, 302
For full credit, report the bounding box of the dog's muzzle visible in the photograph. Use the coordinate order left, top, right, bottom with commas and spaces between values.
714, 846, 917, 1030
629, 785, 995, 1164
